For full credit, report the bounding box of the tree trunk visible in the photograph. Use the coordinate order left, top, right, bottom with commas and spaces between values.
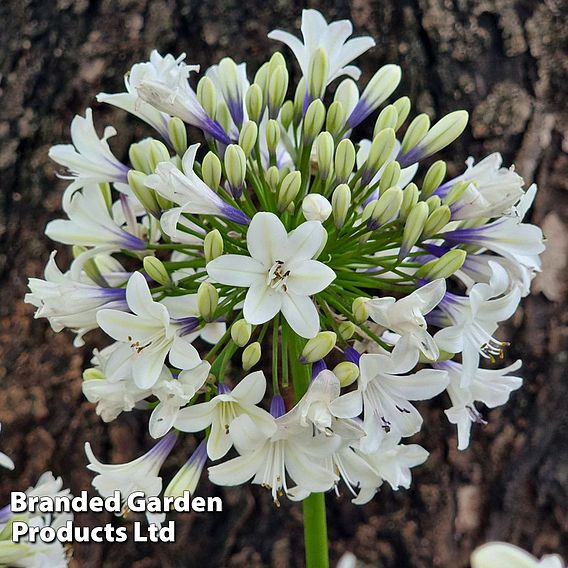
1, 1, 567, 566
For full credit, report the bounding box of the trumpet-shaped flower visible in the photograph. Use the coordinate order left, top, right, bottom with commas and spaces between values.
175, 371, 275, 460
435, 358, 522, 450
268, 9, 375, 87
365, 279, 446, 362
206, 212, 336, 338
97, 272, 203, 388
471, 542, 565, 568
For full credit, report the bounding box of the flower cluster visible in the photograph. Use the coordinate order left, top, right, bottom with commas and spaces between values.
26, 9, 544, 513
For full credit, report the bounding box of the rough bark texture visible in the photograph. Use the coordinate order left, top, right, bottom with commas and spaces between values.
1, 1, 567, 567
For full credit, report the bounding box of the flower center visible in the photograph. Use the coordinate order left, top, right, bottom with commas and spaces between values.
266, 260, 290, 293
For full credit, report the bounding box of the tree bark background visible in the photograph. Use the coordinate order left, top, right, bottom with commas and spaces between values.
1, 0, 567, 566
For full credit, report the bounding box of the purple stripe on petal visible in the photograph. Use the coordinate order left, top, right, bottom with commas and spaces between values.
218, 383, 231, 395
175, 316, 200, 336
398, 146, 422, 168
221, 203, 250, 225
0, 504, 12, 524
424, 244, 452, 257
270, 395, 286, 418
363, 190, 379, 207
202, 117, 232, 145
347, 99, 372, 129
302, 91, 312, 114
188, 439, 208, 469
120, 231, 146, 251
227, 98, 244, 128
148, 431, 177, 460
344, 346, 361, 365
311, 359, 327, 379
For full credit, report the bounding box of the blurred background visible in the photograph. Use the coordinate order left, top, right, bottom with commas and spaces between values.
1, 0, 567, 566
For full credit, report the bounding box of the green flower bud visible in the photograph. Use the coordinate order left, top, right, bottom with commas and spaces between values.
196, 76, 217, 118
399, 201, 429, 260
325, 101, 346, 138
245, 83, 264, 123
238, 121, 258, 157
277, 170, 302, 211
280, 100, 294, 130
419, 349, 454, 364
293, 77, 307, 126
393, 96, 411, 130
361, 200, 376, 224
267, 65, 289, 118
364, 128, 397, 180
370, 186, 403, 227
242, 342, 261, 370
266, 119, 281, 155
399, 182, 420, 220
359, 65, 402, 116
413, 110, 468, 162
83, 367, 105, 381
168, 117, 188, 156
148, 140, 171, 171
224, 144, 247, 193
300, 331, 337, 364
416, 249, 467, 280
373, 105, 398, 137
231, 319, 252, 347
315, 132, 334, 180
197, 281, 219, 322
426, 195, 442, 213
268, 51, 286, 72
302, 194, 332, 221
423, 205, 451, 237
266, 165, 280, 192
443, 180, 470, 206
422, 160, 447, 198
352, 297, 369, 324
72, 245, 87, 258
334, 79, 359, 116
98, 182, 112, 212
217, 58, 241, 123
204, 229, 224, 263
129, 139, 154, 174
215, 100, 232, 133
202, 151, 222, 191
308, 47, 328, 99
400, 114, 430, 155
143, 256, 170, 286
128, 170, 160, 217
338, 321, 356, 341
335, 139, 356, 183
254, 62, 269, 92
333, 361, 360, 387
378, 160, 401, 192
331, 183, 351, 228
302, 99, 326, 145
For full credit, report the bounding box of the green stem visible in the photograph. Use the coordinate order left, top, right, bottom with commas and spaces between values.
303, 493, 329, 568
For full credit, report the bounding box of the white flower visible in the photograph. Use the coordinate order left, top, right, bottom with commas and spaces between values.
82, 344, 153, 422
96, 272, 203, 388
45, 184, 145, 250
48, 108, 128, 189
175, 371, 275, 460
25, 251, 129, 347
331, 351, 448, 452
471, 542, 565, 568
149, 362, 211, 438
435, 359, 522, 450
0, 424, 14, 471
366, 279, 446, 362
145, 144, 250, 225
86, 433, 176, 524
208, 411, 339, 504
206, 212, 336, 338
434, 262, 521, 387
302, 194, 332, 222
268, 9, 375, 86
135, 52, 231, 144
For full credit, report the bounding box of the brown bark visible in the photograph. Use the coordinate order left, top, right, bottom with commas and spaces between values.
1, 1, 567, 566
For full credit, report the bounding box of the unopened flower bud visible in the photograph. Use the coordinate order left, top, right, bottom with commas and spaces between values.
315, 132, 334, 180
245, 83, 264, 123
267, 65, 289, 118
143, 256, 170, 286
352, 297, 369, 323
423, 205, 451, 237
224, 144, 247, 197
338, 321, 356, 340
148, 140, 171, 171
217, 57, 242, 126
335, 139, 356, 183
204, 229, 224, 262
231, 319, 252, 347
325, 101, 346, 138
215, 100, 232, 133
374, 105, 398, 135
333, 361, 360, 387
369, 186, 403, 228
280, 100, 294, 130
300, 331, 337, 364
393, 96, 411, 129
268, 51, 286, 72
308, 47, 328, 100
426, 195, 442, 213
416, 249, 467, 280
197, 281, 219, 322
399, 201, 429, 260
128, 170, 160, 217
83, 367, 105, 381
129, 139, 154, 174
332, 184, 351, 228
168, 117, 188, 156
422, 160, 447, 197
302, 194, 332, 221
363, 128, 396, 182
239, 121, 258, 157
293, 77, 307, 125
378, 160, 401, 192
277, 170, 301, 211
303, 99, 326, 145
400, 114, 430, 155
444, 180, 469, 206
254, 62, 269, 93
242, 342, 261, 370
202, 151, 222, 191
197, 76, 217, 118
266, 119, 281, 155
266, 165, 280, 192
399, 182, 419, 220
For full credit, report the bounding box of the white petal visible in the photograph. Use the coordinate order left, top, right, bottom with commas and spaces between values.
231, 370, 267, 405
97, 310, 158, 342
127, 272, 167, 321
207, 420, 233, 461
243, 284, 282, 325
208, 449, 267, 486
286, 260, 336, 296
169, 335, 202, 370
247, 212, 287, 266
329, 391, 363, 418
132, 348, 168, 388
149, 402, 178, 438
206, 255, 265, 287
281, 293, 320, 338
175, 400, 216, 432
284, 220, 327, 261
471, 543, 540, 568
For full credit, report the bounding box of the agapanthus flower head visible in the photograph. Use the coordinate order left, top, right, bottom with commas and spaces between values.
27, 8, 545, 523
